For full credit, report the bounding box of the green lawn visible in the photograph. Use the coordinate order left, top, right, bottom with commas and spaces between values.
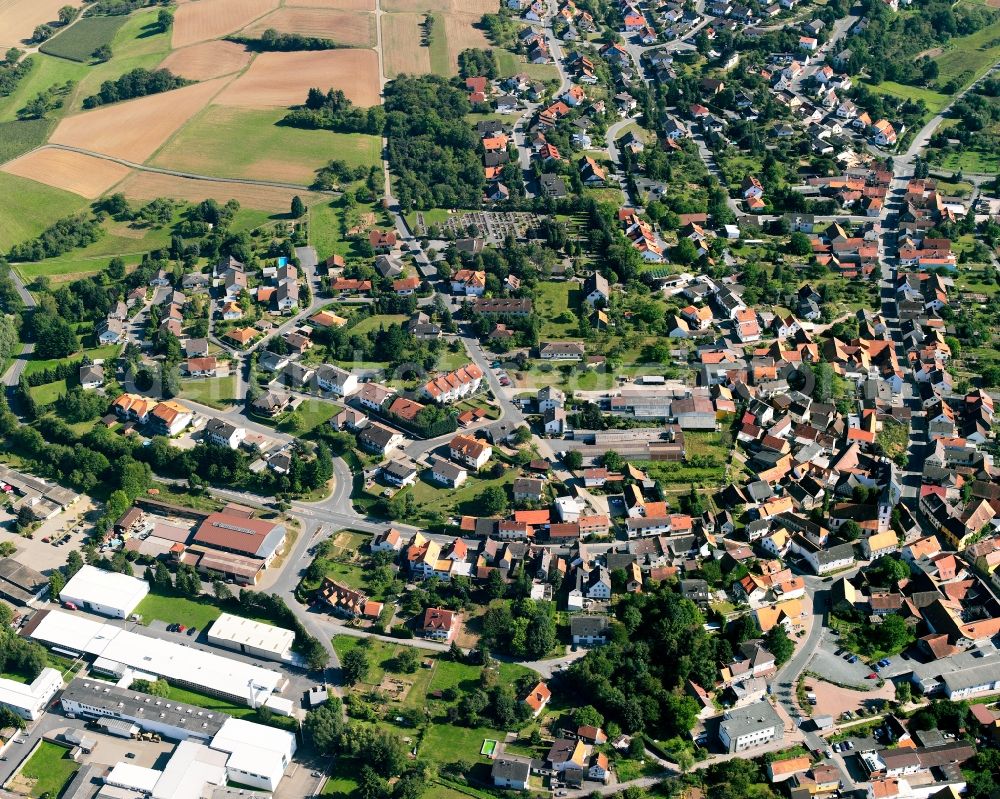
180, 375, 239, 409
28, 379, 67, 406
23, 344, 121, 378
350, 314, 407, 335
152, 107, 381, 185
39, 16, 127, 62
535, 281, 580, 339
134, 591, 223, 629
321, 760, 361, 797
309, 198, 391, 261
0, 172, 88, 253
278, 398, 340, 434
390, 467, 518, 525
19, 741, 79, 798
495, 49, 559, 81
937, 145, 1000, 174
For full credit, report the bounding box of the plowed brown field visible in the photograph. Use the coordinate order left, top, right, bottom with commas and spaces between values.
115, 171, 323, 212
1, 148, 130, 198
214, 49, 379, 108
159, 40, 253, 80
50, 77, 229, 163
173, 0, 279, 48
242, 7, 374, 47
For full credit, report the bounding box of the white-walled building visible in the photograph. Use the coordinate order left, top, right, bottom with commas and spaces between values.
59, 565, 150, 618
211, 718, 297, 792
0, 668, 63, 721
206, 613, 295, 662
26, 610, 284, 706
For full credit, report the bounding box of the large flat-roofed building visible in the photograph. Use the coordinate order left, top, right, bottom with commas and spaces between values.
0, 667, 63, 721
206, 613, 295, 662
152, 740, 229, 799
193, 512, 287, 567
59, 565, 150, 619
61, 679, 228, 743
941, 658, 1000, 699
26, 610, 284, 706
718, 700, 784, 753
211, 718, 297, 792
0, 558, 48, 606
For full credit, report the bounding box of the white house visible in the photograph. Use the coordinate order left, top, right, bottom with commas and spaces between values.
315, 365, 358, 396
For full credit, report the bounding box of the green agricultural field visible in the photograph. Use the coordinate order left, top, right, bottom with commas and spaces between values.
18, 741, 79, 798
0, 54, 87, 124
0, 172, 88, 253
68, 10, 175, 112
0, 118, 55, 165
13, 207, 274, 282
152, 107, 381, 185
39, 16, 128, 63
934, 17, 1000, 88
864, 80, 950, 115
428, 13, 451, 76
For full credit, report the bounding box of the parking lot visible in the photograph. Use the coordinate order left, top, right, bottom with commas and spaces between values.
810, 675, 896, 720
0, 497, 97, 573
807, 628, 885, 689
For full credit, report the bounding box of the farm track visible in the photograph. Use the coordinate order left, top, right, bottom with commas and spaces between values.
26, 142, 338, 194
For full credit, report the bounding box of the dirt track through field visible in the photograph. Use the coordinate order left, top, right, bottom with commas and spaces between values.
49, 77, 230, 163
159, 40, 253, 80
0, 0, 80, 48
242, 7, 375, 46
214, 49, 380, 107
173, 0, 280, 48
1, 147, 130, 198
115, 171, 324, 212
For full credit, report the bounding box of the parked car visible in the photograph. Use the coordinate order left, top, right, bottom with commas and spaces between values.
177, 624, 187, 633
187, 627, 197, 636
867, 673, 878, 679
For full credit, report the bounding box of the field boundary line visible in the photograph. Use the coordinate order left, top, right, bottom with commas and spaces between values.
30, 143, 338, 193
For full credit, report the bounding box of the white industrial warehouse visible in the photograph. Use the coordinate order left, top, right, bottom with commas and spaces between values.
24, 610, 285, 706
206, 613, 295, 662
59, 564, 150, 618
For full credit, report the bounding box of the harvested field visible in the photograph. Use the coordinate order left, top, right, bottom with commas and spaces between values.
115, 171, 324, 213
215, 49, 379, 108
287, 0, 374, 8
383, 13, 429, 77
1, 147, 131, 198
383, 0, 496, 12
0, 0, 80, 49
173, 0, 279, 49
50, 77, 229, 163
159, 40, 253, 80
443, 12, 491, 73
242, 7, 374, 47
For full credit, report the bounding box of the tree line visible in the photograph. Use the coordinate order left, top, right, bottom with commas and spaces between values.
229, 28, 340, 51
82, 67, 191, 109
